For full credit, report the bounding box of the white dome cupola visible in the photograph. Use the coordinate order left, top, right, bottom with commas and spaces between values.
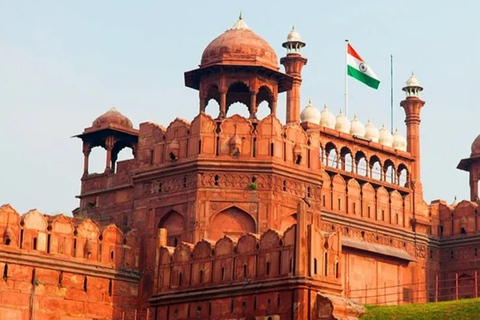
320, 104, 336, 129
300, 99, 321, 124
282, 26, 306, 54
335, 109, 351, 134
364, 119, 380, 142
392, 129, 407, 151
403, 73, 423, 98
379, 124, 394, 147
350, 114, 366, 137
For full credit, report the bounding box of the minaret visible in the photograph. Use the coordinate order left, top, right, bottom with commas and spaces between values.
280, 27, 307, 124
400, 74, 425, 184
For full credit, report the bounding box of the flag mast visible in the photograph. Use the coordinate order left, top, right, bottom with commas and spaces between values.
390, 54, 394, 134
345, 39, 349, 117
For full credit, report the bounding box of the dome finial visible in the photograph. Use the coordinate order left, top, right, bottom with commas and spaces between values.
231, 13, 250, 30
239, 11, 242, 20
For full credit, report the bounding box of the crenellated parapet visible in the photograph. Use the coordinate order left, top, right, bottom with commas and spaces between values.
0, 204, 140, 271
429, 199, 480, 238
155, 225, 342, 294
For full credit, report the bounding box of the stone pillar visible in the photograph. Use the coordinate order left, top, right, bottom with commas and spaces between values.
470, 170, 479, 201
271, 97, 277, 117
219, 91, 227, 118
82, 142, 91, 176
249, 91, 257, 119
105, 136, 115, 174
280, 53, 307, 124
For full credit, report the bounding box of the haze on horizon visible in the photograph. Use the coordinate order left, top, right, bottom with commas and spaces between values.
1, 1, 478, 215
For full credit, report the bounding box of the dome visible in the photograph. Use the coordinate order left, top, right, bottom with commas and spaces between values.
335, 110, 351, 134
286, 26, 302, 42
350, 115, 366, 137
200, 16, 278, 70
379, 124, 394, 147
320, 105, 336, 129
392, 129, 407, 151
405, 73, 421, 87
92, 108, 133, 129
300, 99, 321, 124
365, 120, 380, 142
471, 134, 480, 156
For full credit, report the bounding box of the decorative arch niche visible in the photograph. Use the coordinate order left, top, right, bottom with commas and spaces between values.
280, 214, 297, 232
159, 211, 186, 247
208, 207, 256, 241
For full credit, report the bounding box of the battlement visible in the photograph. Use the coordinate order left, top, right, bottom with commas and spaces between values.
429, 199, 480, 238
0, 204, 140, 270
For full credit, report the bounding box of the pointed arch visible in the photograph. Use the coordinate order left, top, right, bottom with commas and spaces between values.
209, 206, 256, 241
159, 211, 186, 247
280, 214, 297, 232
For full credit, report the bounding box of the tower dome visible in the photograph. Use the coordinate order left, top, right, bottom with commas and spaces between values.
300, 99, 321, 124
282, 26, 306, 54
365, 119, 380, 142
92, 107, 133, 129
471, 134, 480, 156
379, 124, 394, 147
335, 110, 351, 134
200, 15, 278, 70
402, 73, 423, 98
350, 115, 366, 137
320, 105, 336, 129
393, 129, 407, 151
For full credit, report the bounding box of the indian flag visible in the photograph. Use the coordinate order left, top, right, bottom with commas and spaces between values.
347, 43, 380, 89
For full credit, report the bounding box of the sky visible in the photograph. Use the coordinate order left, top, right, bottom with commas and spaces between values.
1, 1, 479, 215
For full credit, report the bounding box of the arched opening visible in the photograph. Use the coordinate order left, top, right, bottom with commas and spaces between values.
5, 238, 11, 246
256, 85, 273, 119
158, 211, 186, 247
384, 160, 395, 184
340, 147, 353, 172
461, 227, 467, 234
226, 82, 250, 117
88, 147, 106, 174
370, 156, 382, 180
398, 164, 409, 187
355, 151, 368, 176
33, 237, 37, 250
280, 214, 297, 232
110, 250, 115, 261
3, 264, 8, 281
325, 142, 338, 168
205, 84, 220, 118
208, 207, 256, 240
112, 145, 134, 173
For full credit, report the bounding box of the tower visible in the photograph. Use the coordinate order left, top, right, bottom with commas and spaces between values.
280, 27, 307, 124
185, 15, 293, 120
457, 135, 480, 201
400, 74, 425, 184
75, 108, 138, 175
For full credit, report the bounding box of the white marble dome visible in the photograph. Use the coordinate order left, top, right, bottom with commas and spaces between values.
350, 114, 366, 137
365, 119, 380, 142
379, 124, 394, 147
335, 110, 351, 134
286, 26, 302, 42
406, 73, 421, 87
392, 129, 407, 151
300, 99, 321, 124
320, 105, 336, 129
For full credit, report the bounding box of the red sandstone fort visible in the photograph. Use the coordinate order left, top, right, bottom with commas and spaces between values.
1, 16, 479, 320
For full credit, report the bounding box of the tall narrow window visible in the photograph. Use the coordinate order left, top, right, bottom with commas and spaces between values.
108, 279, 113, 296
221, 267, 225, 281
324, 252, 328, 276
19, 229, 24, 249
33, 237, 38, 250
335, 262, 339, 278
58, 271, 63, 287
199, 269, 204, 283
266, 262, 270, 276
110, 251, 115, 262
368, 206, 371, 218
338, 199, 341, 210
179, 272, 183, 286
252, 137, 257, 157
198, 139, 202, 154
73, 238, 77, 257
83, 276, 88, 292
214, 175, 219, 186
31, 268, 36, 285
314, 258, 317, 274
3, 264, 8, 282
277, 294, 281, 307
230, 299, 234, 313
283, 180, 287, 192
270, 142, 274, 156
150, 149, 154, 164
243, 264, 247, 279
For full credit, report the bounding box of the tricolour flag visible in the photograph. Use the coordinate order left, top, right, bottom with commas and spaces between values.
347, 43, 380, 89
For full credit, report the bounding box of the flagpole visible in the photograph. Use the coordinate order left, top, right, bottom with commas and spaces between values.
390, 54, 394, 134
345, 39, 349, 117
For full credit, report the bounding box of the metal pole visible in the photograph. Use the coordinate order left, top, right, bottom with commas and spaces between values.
345, 39, 349, 117
390, 54, 394, 134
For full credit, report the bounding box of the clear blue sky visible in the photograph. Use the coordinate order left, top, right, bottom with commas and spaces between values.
1, 1, 478, 215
